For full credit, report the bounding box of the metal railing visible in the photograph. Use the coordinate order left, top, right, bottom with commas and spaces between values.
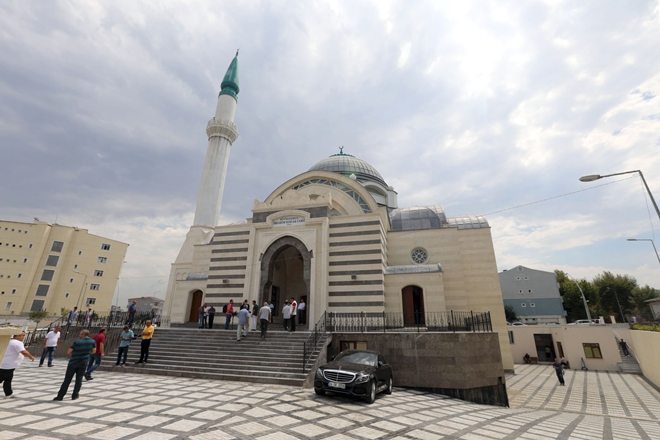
302, 312, 327, 372
326, 311, 493, 333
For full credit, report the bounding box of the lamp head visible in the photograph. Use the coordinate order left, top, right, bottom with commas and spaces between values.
626, 238, 637, 241
579, 174, 601, 182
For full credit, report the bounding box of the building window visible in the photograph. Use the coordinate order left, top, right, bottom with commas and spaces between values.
17, 273, 21, 278
98, 256, 108, 263
5, 302, 12, 311
51, 241, 64, 252
41, 270, 54, 281
36, 285, 49, 297
530, 303, 536, 308
101, 243, 111, 251
508, 331, 514, 344
410, 247, 428, 264
521, 303, 527, 307
23, 258, 28, 263
30, 299, 45, 311
65, 293, 70, 298
583, 343, 603, 359
78, 250, 83, 255
94, 270, 104, 277
89, 284, 100, 291
46, 255, 59, 267
86, 297, 96, 305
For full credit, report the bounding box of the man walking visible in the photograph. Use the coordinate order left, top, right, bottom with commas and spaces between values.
53, 329, 95, 401
282, 301, 291, 331
85, 328, 106, 380
224, 299, 234, 329
115, 325, 134, 366
135, 320, 155, 364
208, 305, 216, 329
251, 300, 259, 331
127, 301, 137, 326
1, 331, 35, 398
290, 297, 297, 332
66, 307, 79, 327
552, 358, 567, 386
236, 307, 250, 341
39, 325, 61, 367
259, 301, 271, 339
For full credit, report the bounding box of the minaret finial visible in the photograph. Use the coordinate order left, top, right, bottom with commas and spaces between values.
235, 49, 239, 57
339, 146, 344, 154
220, 52, 240, 99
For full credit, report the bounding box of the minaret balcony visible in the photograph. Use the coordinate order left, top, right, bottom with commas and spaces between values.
206, 119, 239, 143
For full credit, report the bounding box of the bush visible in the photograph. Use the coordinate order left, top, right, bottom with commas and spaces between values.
631, 323, 660, 332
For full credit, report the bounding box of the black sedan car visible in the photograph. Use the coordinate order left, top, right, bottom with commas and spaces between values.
314, 350, 393, 404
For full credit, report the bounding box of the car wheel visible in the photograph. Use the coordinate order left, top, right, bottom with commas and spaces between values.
365, 380, 376, 404
314, 387, 325, 396
385, 376, 393, 395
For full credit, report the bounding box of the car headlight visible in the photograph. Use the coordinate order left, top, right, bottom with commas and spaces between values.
315, 369, 323, 378
355, 372, 371, 383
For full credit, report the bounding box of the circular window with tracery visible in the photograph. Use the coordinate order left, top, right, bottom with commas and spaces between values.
410, 247, 428, 264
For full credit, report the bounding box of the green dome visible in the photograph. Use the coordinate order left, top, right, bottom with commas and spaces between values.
309, 150, 387, 186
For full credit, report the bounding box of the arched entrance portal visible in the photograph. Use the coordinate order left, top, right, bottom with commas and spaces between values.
402, 285, 425, 326
188, 290, 203, 323
259, 236, 312, 329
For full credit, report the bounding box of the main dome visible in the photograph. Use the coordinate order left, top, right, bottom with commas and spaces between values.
308, 151, 387, 186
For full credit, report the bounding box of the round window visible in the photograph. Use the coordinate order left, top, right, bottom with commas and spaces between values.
410, 247, 428, 264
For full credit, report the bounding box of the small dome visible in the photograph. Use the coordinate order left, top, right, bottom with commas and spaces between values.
390, 207, 448, 231
309, 151, 387, 186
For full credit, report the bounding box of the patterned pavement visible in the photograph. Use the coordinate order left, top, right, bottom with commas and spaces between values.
0, 362, 658, 439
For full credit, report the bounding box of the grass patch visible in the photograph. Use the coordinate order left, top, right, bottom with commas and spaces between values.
631, 323, 660, 332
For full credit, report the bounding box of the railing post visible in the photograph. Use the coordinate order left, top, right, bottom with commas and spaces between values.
382, 311, 386, 334
450, 310, 455, 332
470, 311, 475, 332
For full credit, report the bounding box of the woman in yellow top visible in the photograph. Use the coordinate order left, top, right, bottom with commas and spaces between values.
135, 320, 155, 364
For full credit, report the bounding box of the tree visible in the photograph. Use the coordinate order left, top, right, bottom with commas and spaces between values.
555, 270, 595, 322
29, 310, 49, 329
504, 305, 518, 322
592, 271, 637, 321
630, 285, 659, 322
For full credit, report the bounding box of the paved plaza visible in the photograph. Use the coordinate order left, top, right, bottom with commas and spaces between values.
0, 363, 658, 439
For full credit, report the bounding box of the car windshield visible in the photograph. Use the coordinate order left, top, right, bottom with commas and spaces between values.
336, 351, 377, 366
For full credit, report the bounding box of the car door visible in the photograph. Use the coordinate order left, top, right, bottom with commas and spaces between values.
376, 355, 390, 387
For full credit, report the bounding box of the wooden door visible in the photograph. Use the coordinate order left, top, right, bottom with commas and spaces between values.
188, 290, 203, 322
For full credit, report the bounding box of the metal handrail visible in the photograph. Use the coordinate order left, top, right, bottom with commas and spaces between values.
325, 310, 493, 333
302, 312, 327, 373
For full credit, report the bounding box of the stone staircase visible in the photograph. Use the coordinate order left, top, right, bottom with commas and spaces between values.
99, 328, 327, 387
615, 338, 642, 374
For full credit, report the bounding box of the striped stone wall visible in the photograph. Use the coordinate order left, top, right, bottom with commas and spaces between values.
206, 228, 251, 305
327, 216, 386, 314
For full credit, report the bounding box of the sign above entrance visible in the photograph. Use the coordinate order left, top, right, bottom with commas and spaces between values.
272, 216, 306, 227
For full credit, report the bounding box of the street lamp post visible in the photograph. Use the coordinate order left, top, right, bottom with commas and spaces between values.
579, 170, 660, 222
73, 270, 88, 310
626, 238, 660, 265
574, 280, 592, 322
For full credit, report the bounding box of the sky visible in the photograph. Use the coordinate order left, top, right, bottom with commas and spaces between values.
1, 0, 659, 307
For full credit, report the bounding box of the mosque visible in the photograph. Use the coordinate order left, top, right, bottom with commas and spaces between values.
162, 54, 513, 370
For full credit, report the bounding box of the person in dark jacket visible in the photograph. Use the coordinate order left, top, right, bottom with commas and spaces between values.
208, 305, 216, 329
552, 358, 567, 386
53, 329, 96, 401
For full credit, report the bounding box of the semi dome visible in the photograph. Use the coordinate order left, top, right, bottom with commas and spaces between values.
309, 150, 387, 187
390, 207, 448, 231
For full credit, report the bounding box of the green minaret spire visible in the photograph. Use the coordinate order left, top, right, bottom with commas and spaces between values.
220, 50, 240, 99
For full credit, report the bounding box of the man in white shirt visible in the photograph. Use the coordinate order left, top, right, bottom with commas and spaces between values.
39, 325, 62, 367
1, 332, 36, 398
236, 307, 251, 341
259, 301, 272, 339
282, 301, 292, 331
289, 297, 297, 332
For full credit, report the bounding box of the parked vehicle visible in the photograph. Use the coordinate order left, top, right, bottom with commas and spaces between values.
314, 350, 393, 404
511, 321, 527, 326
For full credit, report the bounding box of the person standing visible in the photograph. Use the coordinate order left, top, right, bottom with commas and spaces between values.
282, 301, 292, 331
53, 329, 95, 401
84, 308, 94, 327
198, 304, 206, 328
67, 307, 79, 327
134, 320, 155, 364
236, 307, 250, 341
115, 325, 134, 366
224, 299, 234, 329
85, 328, 106, 380
127, 301, 137, 326
552, 358, 566, 386
297, 298, 306, 325
39, 325, 61, 367
259, 301, 271, 339
208, 305, 216, 329
1, 332, 35, 398
289, 297, 297, 332
251, 300, 259, 331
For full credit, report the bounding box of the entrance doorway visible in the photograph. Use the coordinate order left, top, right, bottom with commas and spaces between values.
534, 334, 556, 362
188, 290, 203, 323
402, 285, 425, 326
259, 236, 312, 329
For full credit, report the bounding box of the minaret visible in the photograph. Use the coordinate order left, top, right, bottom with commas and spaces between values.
163, 53, 241, 324
193, 52, 240, 226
